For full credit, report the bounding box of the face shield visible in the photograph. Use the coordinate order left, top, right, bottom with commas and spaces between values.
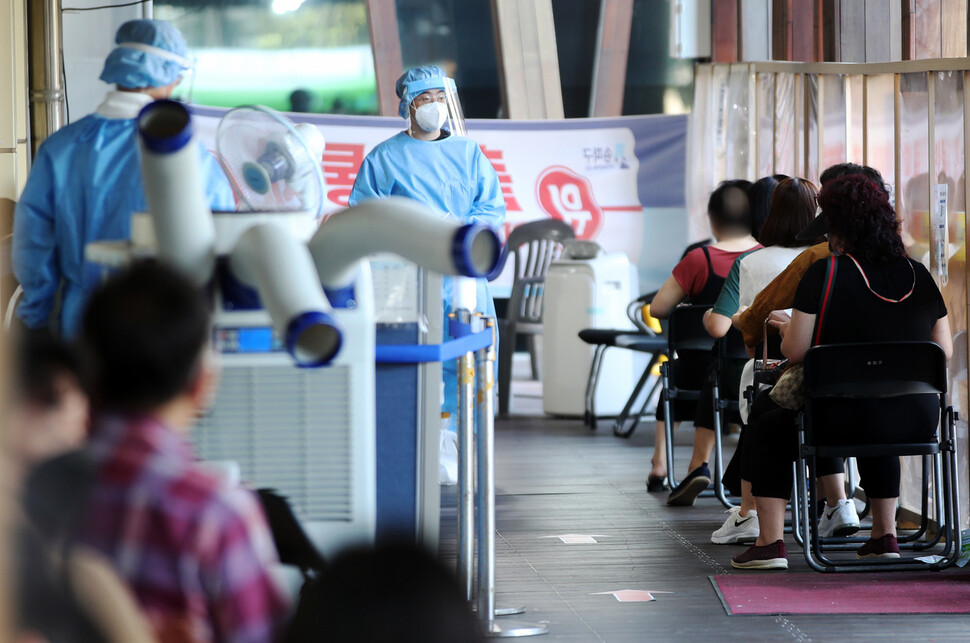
405, 76, 466, 138
170, 55, 197, 104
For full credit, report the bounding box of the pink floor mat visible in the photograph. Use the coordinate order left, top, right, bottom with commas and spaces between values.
712, 570, 970, 615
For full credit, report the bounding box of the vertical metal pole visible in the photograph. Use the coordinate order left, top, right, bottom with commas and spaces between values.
475, 318, 496, 621
474, 316, 549, 638
456, 309, 476, 601
27, 0, 66, 153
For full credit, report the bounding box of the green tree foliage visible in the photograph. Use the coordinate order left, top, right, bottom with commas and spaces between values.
156, 2, 370, 49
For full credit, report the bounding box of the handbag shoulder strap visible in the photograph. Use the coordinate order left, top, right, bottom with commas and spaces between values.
812, 255, 838, 345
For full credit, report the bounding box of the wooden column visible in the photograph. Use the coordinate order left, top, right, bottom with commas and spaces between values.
589, 0, 634, 117
364, 0, 404, 117
773, 0, 821, 61
790, 0, 819, 61
771, 0, 793, 60
901, 0, 966, 59
812, 0, 825, 61
839, 0, 867, 61
821, 0, 841, 61
942, 0, 967, 57
913, 0, 942, 59
711, 0, 739, 63
901, 0, 915, 60
490, 0, 564, 119
863, 0, 899, 62
738, 0, 770, 62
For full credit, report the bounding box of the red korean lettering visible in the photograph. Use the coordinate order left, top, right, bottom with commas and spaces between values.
480, 145, 522, 212
323, 142, 366, 207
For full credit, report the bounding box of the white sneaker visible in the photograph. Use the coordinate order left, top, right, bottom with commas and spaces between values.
711, 506, 759, 545
818, 498, 860, 537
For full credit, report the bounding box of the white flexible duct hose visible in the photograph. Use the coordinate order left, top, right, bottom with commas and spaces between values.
229, 223, 342, 367
137, 100, 216, 285
307, 196, 500, 295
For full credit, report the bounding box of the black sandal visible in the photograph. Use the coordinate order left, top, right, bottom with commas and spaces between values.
646, 475, 667, 492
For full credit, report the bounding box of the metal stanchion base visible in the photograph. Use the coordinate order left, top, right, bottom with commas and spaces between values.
484, 619, 549, 638
473, 605, 526, 617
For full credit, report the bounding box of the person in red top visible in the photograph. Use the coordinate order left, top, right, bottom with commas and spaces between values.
649, 180, 762, 506
74, 260, 291, 642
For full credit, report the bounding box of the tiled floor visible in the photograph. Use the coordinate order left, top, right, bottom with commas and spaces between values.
438, 360, 970, 642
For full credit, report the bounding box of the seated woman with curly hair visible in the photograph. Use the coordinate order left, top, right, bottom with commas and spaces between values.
731, 173, 952, 570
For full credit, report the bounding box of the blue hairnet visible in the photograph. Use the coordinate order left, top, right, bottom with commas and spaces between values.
99, 19, 190, 89
396, 65, 455, 119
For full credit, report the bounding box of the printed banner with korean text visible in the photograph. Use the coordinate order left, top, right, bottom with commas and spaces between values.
191, 107, 687, 288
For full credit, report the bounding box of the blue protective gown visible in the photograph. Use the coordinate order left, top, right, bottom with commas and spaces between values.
348, 131, 506, 423
13, 91, 235, 337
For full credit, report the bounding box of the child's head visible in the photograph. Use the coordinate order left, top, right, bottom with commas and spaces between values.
79, 260, 212, 415
8, 335, 88, 467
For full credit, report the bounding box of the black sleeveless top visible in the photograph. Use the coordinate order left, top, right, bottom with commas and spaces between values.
689, 246, 745, 356
689, 246, 729, 305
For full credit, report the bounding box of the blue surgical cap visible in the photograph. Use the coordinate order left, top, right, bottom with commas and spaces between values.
100, 19, 190, 89
396, 65, 456, 119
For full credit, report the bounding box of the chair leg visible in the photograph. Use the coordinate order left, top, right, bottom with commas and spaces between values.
845, 457, 859, 501
899, 455, 933, 546
498, 322, 515, 417
798, 405, 962, 571
904, 453, 944, 549
662, 363, 677, 490
941, 412, 960, 564
622, 371, 663, 439
710, 375, 735, 509
527, 334, 541, 381
585, 345, 607, 429
625, 377, 660, 439
790, 461, 803, 545
796, 444, 830, 572
612, 353, 658, 437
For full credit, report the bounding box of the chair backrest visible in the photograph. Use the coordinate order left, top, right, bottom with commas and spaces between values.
802, 341, 948, 451
667, 305, 715, 353
804, 341, 947, 400
719, 328, 748, 360
667, 306, 744, 408
663, 305, 715, 409
506, 219, 575, 324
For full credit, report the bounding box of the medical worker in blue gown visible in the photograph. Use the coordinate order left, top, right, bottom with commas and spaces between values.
13, 19, 234, 338
349, 65, 506, 425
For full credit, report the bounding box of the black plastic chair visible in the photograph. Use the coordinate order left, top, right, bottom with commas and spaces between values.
661, 305, 740, 508
792, 341, 959, 572
579, 292, 666, 437
497, 218, 575, 416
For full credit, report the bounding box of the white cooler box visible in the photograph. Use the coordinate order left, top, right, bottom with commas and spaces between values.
542, 241, 637, 416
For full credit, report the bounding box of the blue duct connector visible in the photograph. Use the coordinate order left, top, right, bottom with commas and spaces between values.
138, 100, 193, 152
287, 311, 343, 367
452, 223, 501, 278
324, 285, 357, 309
228, 222, 341, 367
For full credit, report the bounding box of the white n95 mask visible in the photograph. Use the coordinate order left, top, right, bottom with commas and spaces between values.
414, 102, 449, 132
